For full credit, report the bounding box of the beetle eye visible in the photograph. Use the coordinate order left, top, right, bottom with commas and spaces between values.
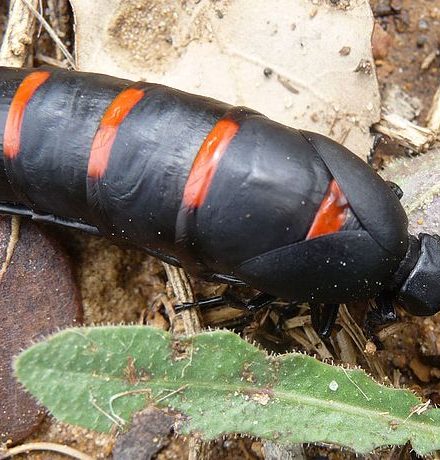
399, 233, 440, 316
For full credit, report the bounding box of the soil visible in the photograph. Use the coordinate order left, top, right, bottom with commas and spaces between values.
0, 0, 440, 459
372, 0, 440, 123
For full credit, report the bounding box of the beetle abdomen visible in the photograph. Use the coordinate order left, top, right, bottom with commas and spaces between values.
0, 66, 409, 302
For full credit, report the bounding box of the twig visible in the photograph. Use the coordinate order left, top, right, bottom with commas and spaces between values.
0, 0, 39, 66
35, 52, 69, 67
19, 0, 77, 69
426, 85, 440, 134
189, 437, 208, 460
287, 329, 314, 353
46, 0, 70, 61
335, 328, 358, 365
420, 50, 438, 71
162, 263, 202, 336
0, 442, 93, 460
155, 384, 189, 403
161, 264, 202, 458
376, 322, 407, 342
338, 305, 387, 380
0, 216, 20, 283
283, 314, 310, 330
264, 442, 306, 460
303, 325, 333, 360
373, 112, 436, 152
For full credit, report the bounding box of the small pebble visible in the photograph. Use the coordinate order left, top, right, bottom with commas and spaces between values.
416, 35, 428, 48
374, 1, 393, 17
339, 46, 351, 56
390, 0, 402, 12
418, 18, 429, 31
394, 9, 410, 32
263, 67, 273, 78
372, 22, 392, 60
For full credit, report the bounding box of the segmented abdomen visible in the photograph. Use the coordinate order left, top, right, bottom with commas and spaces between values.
0, 67, 351, 279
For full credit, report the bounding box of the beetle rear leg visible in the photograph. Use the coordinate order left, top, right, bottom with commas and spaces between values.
310, 303, 339, 338
175, 291, 276, 314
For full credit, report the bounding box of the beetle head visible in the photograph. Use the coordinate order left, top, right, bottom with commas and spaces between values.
398, 233, 440, 316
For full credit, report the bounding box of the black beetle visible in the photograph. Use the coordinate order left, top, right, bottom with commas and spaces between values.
0, 66, 438, 336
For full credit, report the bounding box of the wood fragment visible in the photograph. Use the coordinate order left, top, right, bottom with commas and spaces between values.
0, 0, 39, 66
287, 329, 315, 353
393, 369, 401, 388
162, 263, 202, 336
376, 322, 407, 342
420, 50, 438, 71
373, 112, 436, 152
283, 315, 310, 330
277, 75, 299, 94
426, 85, 440, 134
263, 442, 306, 460
161, 264, 203, 459
409, 357, 431, 383
188, 437, 209, 460
303, 325, 333, 360
46, 0, 70, 61
35, 52, 69, 67
335, 328, 358, 364
19, 0, 76, 69
338, 305, 387, 380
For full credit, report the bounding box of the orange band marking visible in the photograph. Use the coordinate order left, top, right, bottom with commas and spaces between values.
3, 71, 51, 159
306, 179, 349, 239
87, 87, 145, 179
183, 118, 239, 208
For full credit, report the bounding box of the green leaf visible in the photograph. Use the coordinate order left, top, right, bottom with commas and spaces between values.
14, 326, 440, 454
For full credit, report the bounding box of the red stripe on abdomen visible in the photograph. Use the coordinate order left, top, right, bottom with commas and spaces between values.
87, 87, 145, 179
306, 179, 348, 239
3, 71, 51, 159
183, 118, 239, 208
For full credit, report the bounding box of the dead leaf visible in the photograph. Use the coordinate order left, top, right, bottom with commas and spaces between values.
0, 217, 82, 444
71, 0, 380, 159
380, 148, 440, 235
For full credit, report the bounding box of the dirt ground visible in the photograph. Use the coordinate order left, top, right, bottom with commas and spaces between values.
0, 0, 440, 459
372, 0, 440, 123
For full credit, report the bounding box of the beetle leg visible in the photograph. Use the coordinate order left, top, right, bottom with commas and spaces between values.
367, 133, 385, 166
174, 295, 232, 312
365, 291, 397, 346
244, 292, 277, 312
174, 291, 276, 314
386, 181, 404, 200
0, 203, 101, 234
310, 303, 339, 338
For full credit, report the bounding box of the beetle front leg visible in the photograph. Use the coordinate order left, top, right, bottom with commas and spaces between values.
367, 133, 385, 166
365, 291, 397, 345
310, 303, 340, 338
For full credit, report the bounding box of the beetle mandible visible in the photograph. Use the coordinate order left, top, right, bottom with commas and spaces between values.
0, 66, 439, 336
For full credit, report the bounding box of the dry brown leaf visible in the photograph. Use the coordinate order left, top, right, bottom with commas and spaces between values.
71, 0, 380, 159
